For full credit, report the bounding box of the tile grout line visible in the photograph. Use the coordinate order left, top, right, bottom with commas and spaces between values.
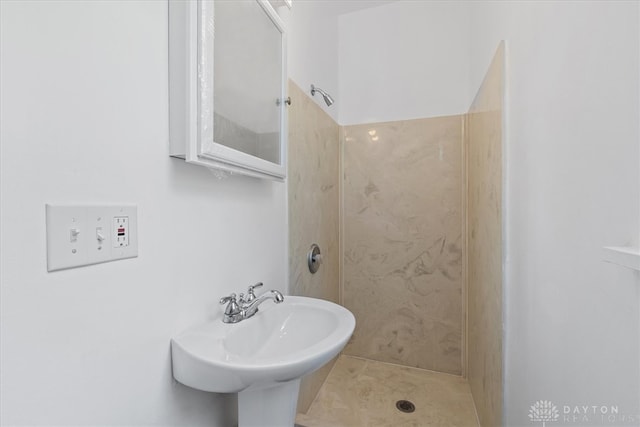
342, 354, 468, 380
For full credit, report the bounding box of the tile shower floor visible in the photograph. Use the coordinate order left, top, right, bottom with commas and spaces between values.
295, 355, 479, 427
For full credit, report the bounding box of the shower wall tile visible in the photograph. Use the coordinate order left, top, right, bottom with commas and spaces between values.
287, 80, 340, 412
466, 42, 504, 427
342, 115, 464, 375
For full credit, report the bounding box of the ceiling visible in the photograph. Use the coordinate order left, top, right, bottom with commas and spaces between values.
318, 0, 400, 16
270, 0, 400, 17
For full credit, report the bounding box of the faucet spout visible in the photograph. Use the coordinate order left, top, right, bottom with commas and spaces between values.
241, 289, 284, 319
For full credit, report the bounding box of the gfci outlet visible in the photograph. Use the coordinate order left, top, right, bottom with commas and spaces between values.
46, 205, 138, 272
113, 216, 130, 247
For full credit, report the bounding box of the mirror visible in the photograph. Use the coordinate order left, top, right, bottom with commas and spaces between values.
213, 0, 282, 165
169, 0, 287, 180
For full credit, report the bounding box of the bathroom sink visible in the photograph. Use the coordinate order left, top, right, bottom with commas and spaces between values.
171, 296, 356, 427
171, 295, 355, 425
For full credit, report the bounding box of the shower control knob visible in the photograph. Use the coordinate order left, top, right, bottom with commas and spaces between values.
307, 243, 322, 274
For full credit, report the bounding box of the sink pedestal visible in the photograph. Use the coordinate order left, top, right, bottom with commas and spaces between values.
238, 379, 301, 427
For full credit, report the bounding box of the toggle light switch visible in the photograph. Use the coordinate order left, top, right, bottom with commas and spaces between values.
96, 227, 105, 243
70, 228, 80, 242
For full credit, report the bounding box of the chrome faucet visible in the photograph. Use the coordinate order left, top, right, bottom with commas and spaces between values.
219, 283, 284, 324
241, 289, 284, 319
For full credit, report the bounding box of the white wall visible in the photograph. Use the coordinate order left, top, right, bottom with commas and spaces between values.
0, 1, 287, 425
469, 1, 640, 424
282, 1, 340, 122
282, 0, 399, 124
338, 1, 470, 125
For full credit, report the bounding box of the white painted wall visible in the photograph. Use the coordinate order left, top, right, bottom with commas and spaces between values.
282, 1, 340, 123
0, 1, 286, 425
338, 1, 470, 125
469, 1, 640, 424
281, 0, 399, 124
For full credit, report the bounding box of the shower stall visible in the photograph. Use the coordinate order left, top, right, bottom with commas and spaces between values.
288, 37, 505, 425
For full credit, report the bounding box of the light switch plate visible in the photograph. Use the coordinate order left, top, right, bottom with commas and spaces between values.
46, 205, 138, 272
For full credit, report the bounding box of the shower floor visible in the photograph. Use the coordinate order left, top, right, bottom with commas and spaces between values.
295, 355, 479, 427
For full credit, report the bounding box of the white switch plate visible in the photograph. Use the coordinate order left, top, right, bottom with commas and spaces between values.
46, 205, 138, 272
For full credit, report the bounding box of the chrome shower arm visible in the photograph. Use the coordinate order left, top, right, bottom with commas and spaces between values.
310, 84, 334, 106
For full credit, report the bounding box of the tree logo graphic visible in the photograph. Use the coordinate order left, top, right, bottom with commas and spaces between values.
529, 400, 560, 426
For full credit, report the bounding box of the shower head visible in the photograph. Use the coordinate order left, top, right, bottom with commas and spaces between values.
310, 84, 334, 107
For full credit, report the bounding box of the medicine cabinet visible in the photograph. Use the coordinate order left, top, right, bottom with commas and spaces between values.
169, 0, 287, 180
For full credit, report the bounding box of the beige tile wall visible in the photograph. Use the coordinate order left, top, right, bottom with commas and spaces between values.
466, 42, 504, 427
342, 115, 464, 375
287, 80, 341, 412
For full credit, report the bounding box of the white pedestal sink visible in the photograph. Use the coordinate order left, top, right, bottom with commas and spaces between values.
171, 296, 355, 426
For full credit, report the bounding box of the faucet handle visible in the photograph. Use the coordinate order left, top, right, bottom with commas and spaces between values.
219, 293, 243, 323
219, 293, 242, 318
247, 282, 263, 293
244, 282, 263, 303
219, 293, 237, 305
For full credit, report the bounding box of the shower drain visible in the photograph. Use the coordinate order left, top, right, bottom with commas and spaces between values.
395, 400, 416, 413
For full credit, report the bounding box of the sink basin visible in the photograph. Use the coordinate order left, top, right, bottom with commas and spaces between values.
171, 296, 355, 426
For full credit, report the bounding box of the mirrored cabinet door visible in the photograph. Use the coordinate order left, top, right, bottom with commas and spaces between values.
213, 0, 282, 165
169, 0, 287, 181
